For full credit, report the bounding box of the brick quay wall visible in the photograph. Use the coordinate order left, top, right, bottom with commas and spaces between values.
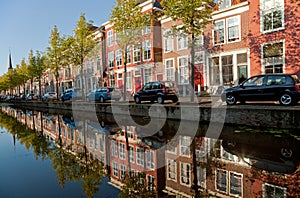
4, 100, 300, 129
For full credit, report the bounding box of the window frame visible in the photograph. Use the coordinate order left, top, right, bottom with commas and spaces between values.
178, 56, 189, 85
163, 29, 174, 53
260, 0, 285, 34
165, 58, 175, 81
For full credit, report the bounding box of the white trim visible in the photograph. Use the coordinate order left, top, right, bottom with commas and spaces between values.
212, 2, 249, 20
161, 16, 173, 24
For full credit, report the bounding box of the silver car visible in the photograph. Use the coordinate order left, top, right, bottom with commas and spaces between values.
42, 92, 57, 101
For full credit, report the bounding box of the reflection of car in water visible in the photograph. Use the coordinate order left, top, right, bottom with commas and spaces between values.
221, 130, 299, 174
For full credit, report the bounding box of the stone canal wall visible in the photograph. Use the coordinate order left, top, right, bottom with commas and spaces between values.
5, 101, 300, 129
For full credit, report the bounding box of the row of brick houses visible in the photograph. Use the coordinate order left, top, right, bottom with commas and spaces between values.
3, 106, 299, 197
29, 0, 299, 97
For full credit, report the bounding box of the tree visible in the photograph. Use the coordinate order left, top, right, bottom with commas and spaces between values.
64, 13, 97, 98
27, 50, 46, 99
161, 0, 214, 102
110, 0, 151, 101
47, 25, 68, 99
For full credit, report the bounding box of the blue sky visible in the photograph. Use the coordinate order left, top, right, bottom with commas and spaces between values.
0, 0, 116, 75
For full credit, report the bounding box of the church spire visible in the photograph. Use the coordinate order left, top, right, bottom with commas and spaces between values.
8, 51, 13, 73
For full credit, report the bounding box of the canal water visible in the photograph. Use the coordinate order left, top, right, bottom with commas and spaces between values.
0, 106, 299, 197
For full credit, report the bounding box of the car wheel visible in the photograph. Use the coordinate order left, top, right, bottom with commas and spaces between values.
99, 96, 105, 103
157, 96, 164, 104
134, 96, 141, 104
279, 93, 293, 105
62, 98, 65, 102
226, 94, 237, 105
281, 148, 293, 158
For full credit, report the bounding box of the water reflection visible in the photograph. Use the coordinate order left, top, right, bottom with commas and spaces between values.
1, 106, 299, 198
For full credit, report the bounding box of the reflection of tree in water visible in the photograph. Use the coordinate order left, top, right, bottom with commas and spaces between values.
0, 110, 105, 198
119, 172, 156, 198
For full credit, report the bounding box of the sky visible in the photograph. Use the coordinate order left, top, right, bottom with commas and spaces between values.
0, 0, 116, 75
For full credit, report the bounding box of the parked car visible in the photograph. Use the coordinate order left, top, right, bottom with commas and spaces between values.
42, 92, 57, 101
26, 93, 38, 100
61, 88, 82, 102
86, 87, 122, 103
221, 74, 300, 105
134, 81, 178, 104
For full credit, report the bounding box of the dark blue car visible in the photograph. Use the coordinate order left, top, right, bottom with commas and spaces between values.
86, 87, 122, 103
61, 88, 82, 101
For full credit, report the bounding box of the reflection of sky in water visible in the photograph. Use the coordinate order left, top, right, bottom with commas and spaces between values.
0, 127, 119, 198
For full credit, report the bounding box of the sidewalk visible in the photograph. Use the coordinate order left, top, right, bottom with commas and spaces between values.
126, 95, 214, 104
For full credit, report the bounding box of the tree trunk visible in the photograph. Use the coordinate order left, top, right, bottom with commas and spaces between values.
190, 32, 195, 102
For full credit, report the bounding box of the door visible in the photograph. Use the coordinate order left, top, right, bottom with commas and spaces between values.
238, 76, 266, 101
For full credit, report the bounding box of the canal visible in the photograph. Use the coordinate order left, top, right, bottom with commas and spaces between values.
0, 105, 299, 197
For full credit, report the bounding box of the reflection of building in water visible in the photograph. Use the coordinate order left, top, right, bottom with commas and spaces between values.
164, 136, 218, 197
108, 125, 166, 195
86, 120, 111, 173
1, 106, 299, 197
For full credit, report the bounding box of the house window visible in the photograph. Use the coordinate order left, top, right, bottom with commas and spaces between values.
180, 162, 191, 186
120, 164, 126, 180
144, 68, 152, 84
195, 51, 204, 64
219, 0, 231, 9
227, 16, 240, 42
136, 147, 144, 166
116, 50, 122, 66
142, 26, 151, 35
222, 55, 233, 85
178, 56, 189, 85
119, 142, 126, 160
111, 140, 118, 157
146, 175, 155, 191
209, 57, 221, 85
213, 20, 225, 45
195, 35, 204, 47
177, 31, 188, 50
112, 161, 118, 177
197, 166, 206, 188
262, 41, 284, 73
133, 45, 141, 62
263, 183, 286, 198
97, 57, 101, 70
129, 146, 134, 163
108, 30, 113, 46
109, 73, 115, 87
165, 59, 175, 81
179, 136, 191, 156
166, 138, 177, 154
230, 172, 242, 197
167, 159, 177, 181
108, 52, 114, 68
216, 169, 243, 197
126, 46, 131, 64
216, 169, 227, 192
261, 0, 284, 33
126, 71, 132, 90
163, 29, 174, 53
99, 137, 104, 152
143, 40, 151, 61
146, 150, 154, 170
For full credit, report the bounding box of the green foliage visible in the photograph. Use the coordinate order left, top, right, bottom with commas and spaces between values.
110, 0, 150, 52
161, 0, 214, 36
64, 13, 96, 72
119, 172, 156, 198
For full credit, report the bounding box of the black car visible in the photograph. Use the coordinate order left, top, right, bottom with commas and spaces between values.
221, 74, 300, 105
134, 81, 178, 104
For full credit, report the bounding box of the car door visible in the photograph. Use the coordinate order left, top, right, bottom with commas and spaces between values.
139, 83, 152, 100
263, 75, 286, 100
238, 75, 266, 101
